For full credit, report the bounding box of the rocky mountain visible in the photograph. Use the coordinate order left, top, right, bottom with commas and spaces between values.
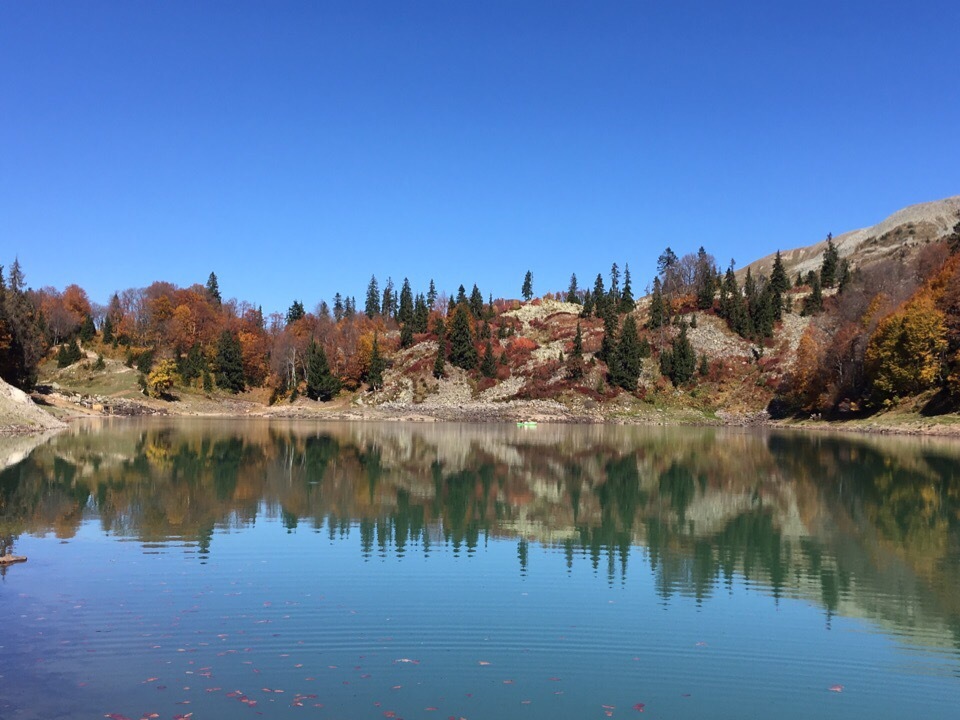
744, 195, 960, 280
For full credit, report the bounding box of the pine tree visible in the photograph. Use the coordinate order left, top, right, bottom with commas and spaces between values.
456, 284, 468, 306
611, 315, 642, 391
698, 354, 710, 376
480, 339, 497, 378
567, 321, 585, 379
367, 334, 386, 390
770, 250, 789, 319
400, 322, 414, 348
286, 300, 305, 324
365, 275, 380, 317
427, 279, 438, 309
206, 272, 222, 306
78, 314, 96, 343
448, 304, 477, 370
592, 273, 607, 318
609, 263, 621, 300
661, 323, 696, 385
648, 277, 667, 329
215, 330, 245, 393
101, 314, 114, 344
413, 293, 429, 333
306, 339, 340, 401
398, 278, 414, 325
344, 296, 356, 318
837, 259, 852, 294
821, 234, 840, 287
432, 319, 446, 379
566, 273, 580, 304
694, 247, 717, 310
598, 305, 617, 363
620, 264, 634, 312
382, 277, 395, 318
521, 271, 534, 301
581, 289, 594, 317
469, 284, 484, 318
802, 272, 823, 315
333, 293, 344, 321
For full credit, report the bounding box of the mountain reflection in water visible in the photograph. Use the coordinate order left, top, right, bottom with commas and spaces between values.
2, 419, 959, 661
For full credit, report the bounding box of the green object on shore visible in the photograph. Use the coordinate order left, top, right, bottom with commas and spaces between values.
516, 421, 537, 428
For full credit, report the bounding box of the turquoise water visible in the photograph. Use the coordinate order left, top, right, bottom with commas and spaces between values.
1, 420, 958, 719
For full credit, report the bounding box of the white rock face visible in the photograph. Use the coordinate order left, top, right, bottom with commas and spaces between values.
0, 376, 66, 432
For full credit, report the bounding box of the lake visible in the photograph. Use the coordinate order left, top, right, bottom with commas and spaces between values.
1, 419, 958, 719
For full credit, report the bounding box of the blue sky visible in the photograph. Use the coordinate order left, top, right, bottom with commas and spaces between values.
2, 1, 958, 314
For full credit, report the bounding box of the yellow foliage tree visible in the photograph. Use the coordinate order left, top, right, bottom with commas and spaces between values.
146, 359, 179, 398
865, 293, 947, 404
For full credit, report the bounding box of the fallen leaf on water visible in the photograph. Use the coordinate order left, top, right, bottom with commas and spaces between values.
478, 661, 491, 666
632, 703, 645, 712
829, 685, 844, 693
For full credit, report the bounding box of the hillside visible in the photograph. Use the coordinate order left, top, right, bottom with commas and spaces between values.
744, 195, 960, 280
3, 194, 960, 435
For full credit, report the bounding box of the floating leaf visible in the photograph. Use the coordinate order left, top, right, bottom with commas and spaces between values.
632, 702, 645, 711
830, 685, 844, 693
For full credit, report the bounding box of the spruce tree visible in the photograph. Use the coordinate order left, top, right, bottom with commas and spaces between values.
101, 314, 114, 344
398, 278, 414, 325
367, 334, 385, 389
215, 330, 245, 393
469, 284, 484, 318
566, 273, 580, 304
382, 277, 395, 318
206, 272, 222, 306
592, 273, 607, 318
365, 275, 380, 317
286, 300, 305, 324
598, 305, 617, 363
400, 322, 414, 348
770, 250, 789, 320
567, 321, 585, 379
480, 339, 497, 378
609, 262, 621, 301
802, 272, 823, 315
413, 293, 429, 333
661, 323, 695, 385
837, 259, 852, 294
521, 271, 534, 301
306, 340, 340, 401
427, 279, 438, 309
456, 284, 468, 306
694, 247, 717, 310
333, 293, 344, 322
611, 315, 642, 391
648, 277, 667, 329
78, 314, 96, 343
432, 319, 447, 379
448, 304, 478, 370
821, 234, 840, 287
620, 264, 634, 312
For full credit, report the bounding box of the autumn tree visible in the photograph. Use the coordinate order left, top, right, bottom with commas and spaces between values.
146, 359, 178, 398
865, 292, 947, 405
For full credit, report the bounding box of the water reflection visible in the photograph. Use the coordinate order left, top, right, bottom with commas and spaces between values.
2, 419, 959, 659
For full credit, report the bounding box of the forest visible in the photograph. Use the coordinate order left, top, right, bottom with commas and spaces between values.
2, 214, 960, 418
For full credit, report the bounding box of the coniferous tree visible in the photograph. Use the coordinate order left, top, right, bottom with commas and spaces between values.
609, 263, 621, 301
802, 272, 823, 315
592, 273, 607, 318
566, 273, 580, 304
821, 234, 840, 288
480, 339, 497, 378
101, 314, 114, 344
770, 250, 789, 319
306, 339, 340, 401
400, 322, 414, 348
432, 318, 446, 379
382, 277, 396, 319
456, 284, 468, 306
344, 296, 356, 318
215, 329, 245, 393
206, 272, 222, 306
581, 289, 594, 317
398, 278, 414, 325
620, 264, 634, 312
521, 271, 534, 301
698, 354, 710, 376
333, 293, 344, 322
413, 293, 429, 333
448, 304, 478, 370
598, 304, 617, 363
78, 314, 96, 343
694, 247, 717, 310
660, 323, 695, 385
367, 334, 385, 389
318, 300, 330, 319
837, 259, 852, 294
611, 315, 642, 391
286, 300, 305, 324
469, 284, 484, 318
427, 279, 438, 309
365, 275, 381, 317
2, 259, 45, 389
56, 341, 82, 368
648, 277, 667, 329
567, 321, 585, 379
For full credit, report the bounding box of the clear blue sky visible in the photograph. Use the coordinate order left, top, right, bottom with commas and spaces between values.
2, 1, 958, 314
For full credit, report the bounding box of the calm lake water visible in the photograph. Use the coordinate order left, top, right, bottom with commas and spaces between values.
1, 420, 959, 720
